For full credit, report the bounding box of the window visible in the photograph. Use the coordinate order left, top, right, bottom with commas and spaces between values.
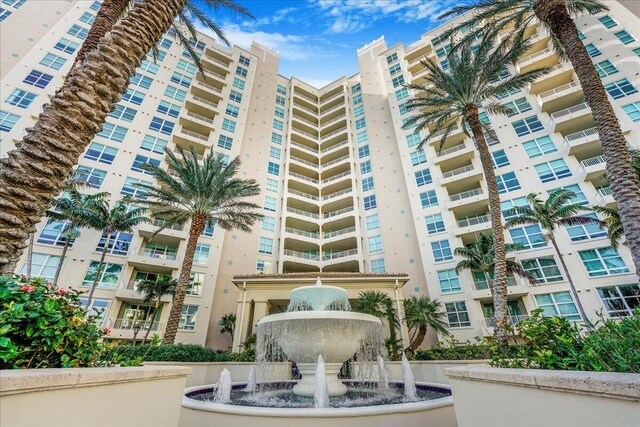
121, 177, 151, 198
386, 52, 398, 64
261, 216, 275, 231
549, 184, 588, 206
130, 74, 153, 89
635, 47, 640, 57
96, 231, 132, 255
389, 63, 401, 75
139, 59, 160, 75
353, 94, 363, 104
395, 88, 409, 101
597, 284, 640, 317
436, 44, 451, 58
266, 178, 278, 192
407, 133, 421, 147
368, 235, 384, 254
217, 135, 233, 150
149, 117, 174, 135
351, 83, 362, 94
598, 15, 618, 28
420, 190, 438, 208
431, 240, 453, 262
76, 166, 106, 188
272, 119, 283, 130
358, 145, 370, 158
164, 86, 186, 102
622, 101, 640, 122
264, 196, 277, 211
438, 269, 462, 293
79, 11, 95, 25
256, 260, 270, 274
131, 155, 160, 174
445, 302, 471, 327
233, 77, 245, 90
203, 224, 215, 237
440, 60, 450, 71
534, 292, 580, 320
271, 132, 282, 145
366, 214, 380, 230
3, 0, 26, 7
565, 213, 607, 241
156, 100, 180, 118
179, 305, 198, 331
121, 88, 145, 105
360, 160, 372, 174
37, 221, 77, 246
54, 37, 79, 54
84, 142, 118, 164
594, 60, 618, 78
141, 134, 167, 154
222, 118, 236, 132
21, 253, 60, 280
509, 225, 545, 249
522, 257, 563, 283
0, 8, 11, 21
274, 95, 286, 107
187, 273, 204, 296
39, 53, 67, 70
496, 172, 520, 194
79, 297, 110, 324
4, 89, 36, 109
235, 66, 248, 78
362, 176, 374, 191
96, 122, 128, 142
170, 72, 191, 87
81, 262, 122, 289
109, 104, 137, 122
585, 43, 601, 58
193, 243, 210, 265
404, 118, 417, 130
392, 75, 405, 88
67, 24, 89, 40
267, 161, 280, 176
370, 258, 386, 273
229, 90, 242, 103
226, 104, 239, 118
425, 214, 445, 234
605, 78, 638, 99
23, 70, 53, 88
415, 169, 432, 186
579, 247, 629, 277
431, 33, 447, 46
399, 102, 410, 115
512, 115, 544, 136
176, 59, 196, 74
277, 84, 287, 95
259, 237, 273, 254
274, 106, 285, 118
355, 117, 366, 129
523, 136, 557, 158
269, 147, 281, 159
496, 87, 521, 99
505, 97, 532, 116
535, 159, 571, 182
410, 150, 427, 166
159, 36, 173, 49
491, 149, 510, 168
364, 195, 377, 210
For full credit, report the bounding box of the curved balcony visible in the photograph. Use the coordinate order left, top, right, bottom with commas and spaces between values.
321, 170, 351, 185
322, 205, 354, 220
286, 206, 319, 220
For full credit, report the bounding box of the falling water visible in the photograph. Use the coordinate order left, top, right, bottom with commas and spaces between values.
214, 368, 232, 404
401, 353, 417, 401
377, 355, 389, 389
245, 365, 257, 392
314, 355, 330, 408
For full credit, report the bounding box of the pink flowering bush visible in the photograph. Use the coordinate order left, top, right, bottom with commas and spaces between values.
0, 275, 138, 369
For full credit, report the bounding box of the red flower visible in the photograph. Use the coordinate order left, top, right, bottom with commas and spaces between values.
19, 285, 36, 293
55, 289, 70, 296
102, 327, 111, 335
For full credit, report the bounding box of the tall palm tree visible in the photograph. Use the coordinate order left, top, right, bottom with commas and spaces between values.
403, 296, 449, 357
136, 275, 178, 343
219, 313, 236, 342
505, 189, 604, 324
402, 36, 549, 347
133, 147, 261, 344
82, 199, 149, 310
592, 205, 624, 250
353, 290, 400, 357
454, 233, 539, 291
440, 0, 640, 280
0, 0, 249, 273
45, 190, 108, 285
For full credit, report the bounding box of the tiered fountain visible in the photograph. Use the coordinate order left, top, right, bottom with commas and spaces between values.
181, 279, 456, 426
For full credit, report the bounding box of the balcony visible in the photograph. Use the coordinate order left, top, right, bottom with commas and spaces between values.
181, 110, 215, 126
321, 139, 348, 154
322, 188, 352, 203
440, 163, 483, 188
481, 314, 529, 329
429, 124, 465, 146
290, 140, 318, 156
106, 318, 163, 340
288, 188, 319, 202
448, 187, 489, 214
322, 248, 358, 262
292, 114, 319, 128
528, 62, 573, 94
323, 226, 356, 241
516, 48, 559, 73
578, 155, 606, 181
322, 154, 350, 170
595, 186, 615, 207
115, 280, 174, 302
284, 227, 319, 240
321, 126, 348, 143
173, 127, 210, 150
283, 249, 320, 262
434, 143, 475, 165
322, 170, 351, 185
192, 79, 223, 97
455, 213, 491, 238
550, 101, 593, 134
127, 245, 180, 273
137, 219, 187, 240
290, 155, 318, 169
320, 114, 347, 129
563, 127, 599, 155
291, 125, 319, 141
320, 90, 345, 106
289, 171, 319, 186
286, 206, 319, 220
320, 103, 346, 118
323, 205, 354, 220
185, 95, 218, 115
538, 81, 583, 112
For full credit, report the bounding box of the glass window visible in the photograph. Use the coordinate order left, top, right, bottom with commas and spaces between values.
157, 100, 180, 118
535, 158, 571, 182
523, 136, 557, 158
264, 196, 277, 211
149, 117, 174, 135
431, 240, 453, 262
522, 257, 563, 283
585, 43, 602, 58
233, 78, 246, 90
548, 184, 588, 205
0, 8, 11, 21
229, 90, 243, 103
436, 44, 451, 58
406, 133, 421, 147
274, 106, 285, 118
236, 66, 248, 78
81, 262, 122, 289
505, 97, 532, 116
496, 171, 520, 193
353, 94, 363, 104
266, 178, 278, 192
121, 177, 151, 198
410, 150, 427, 166
355, 117, 366, 130
261, 216, 275, 231
594, 60, 619, 78
140, 134, 167, 154
565, 213, 607, 241
512, 115, 544, 136
360, 160, 372, 174
370, 258, 386, 273
271, 132, 282, 144
109, 104, 137, 122
597, 284, 640, 317
273, 119, 283, 130
267, 161, 280, 176
139, 59, 160, 75
37, 221, 77, 247
269, 147, 281, 159
170, 72, 191, 87
193, 243, 210, 265
438, 269, 462, 293
121, 88, 145, 105
96, 231, 132, 255
356, 131, 368, 143
187, 273, 204, 296
445, 301, 471, 327
358, 144, 370, 158
386, 52, 398, 64
425, 213, 445, 234
158, 36, 173, 49
392, 75, 405, 88
415, 169, 432, 186
491, 149, 510, 168
176, 59, 196, 74
20, 253, 60, 280
277, 84, 287, 95
364, 195, 377, 210
179, 305, 198, 331
534, 292, 580, 320
579, 247, 629, 277
131, 154, 160, 174
368, 235, 383, 254
509, 225, 545, 249
217, 135, 233, 150
76, 166, 106, 188
202, 224, 215, 237
351, 83, 362, 93
4, 88, 36, 109
0, 111, 20, 132
362, 176, 374, 191
389, 63, 402, 75
501, 196, 529, 221
622, 101, 640, 122
39, 53, 66, 70
395, 88, 409, 101
84, 142, 118, 164
78, 297, 110, 324
79, 11, 95, 25
98, 122, 128, 142
53, 37, 79, 54
598, 15, 618, 28
222, 118, 236, 132
366, 214, 380, 230
605, 78, 638, 99
259, 237, 273, 254
23, 69, 53, 88
420, 190, 438, 208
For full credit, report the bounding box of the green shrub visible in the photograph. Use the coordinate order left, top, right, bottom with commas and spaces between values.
413, 338, 496, 360
0, 275, 136, 369
111, 344, 257, 363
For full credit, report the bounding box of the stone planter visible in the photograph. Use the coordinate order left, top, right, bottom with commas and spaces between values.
446, 365, 640, 427
0, 365, 191, 427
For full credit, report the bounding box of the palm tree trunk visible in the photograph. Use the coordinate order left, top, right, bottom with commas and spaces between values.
143, 300, 159, 343
548, 235, 592, 328
25, 233, 34, 279
52, 236, 71, 286
162, 214, 205, 344
85, 233, 111, 310
0, 0, 189, 274
464, 106, 509, 349
405, 325, 426, 357
535, 0, 640, 280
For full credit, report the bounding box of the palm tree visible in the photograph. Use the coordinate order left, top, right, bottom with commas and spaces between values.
136, 275, 178, 342
403, 296, 449, 357
45, 190, 108, 285
592, 206, 624, 250
219, 313, 236, 342
440, 0, 640, 280
82, 199, 149, 310
454, 233, 539, 291
133, 147, 261, 344
353, 290, 400, 358
402, 35, 549, 347
0, 0, 250, 273
505, 189, 604, 325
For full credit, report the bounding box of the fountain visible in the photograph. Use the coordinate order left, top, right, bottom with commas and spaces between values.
181, 278, 456, 426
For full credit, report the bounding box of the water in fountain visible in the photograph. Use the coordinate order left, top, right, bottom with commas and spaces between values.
214, 369, 232, 403
245, 366, 257, 392
401, 353, 417, 401
377, 355, 389, 390
313, 355, 330, 408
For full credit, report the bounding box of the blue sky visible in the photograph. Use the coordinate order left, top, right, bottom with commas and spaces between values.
205, 0, 459, 88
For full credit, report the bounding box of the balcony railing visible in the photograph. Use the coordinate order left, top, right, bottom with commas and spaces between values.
320, 103, 346, 117
539, 80, 580, 100
581, 155, 605, 168
323, 205, 354, 219
321, 140, 348, 154
484, 314, 529, 328
450, 188, 484, 202
457, 214, 489, 228
152, 219, 185, 231
518, 48, 552, 66
292, 126, 318, 140
293, 102, 318, 115
194, 80, 222, 93
323, 226, 356, 239
597, 186, 613, 197
289, 171, 319, 184
550, 101, 590, 120
320, 114, 347, 128
178, 127, 209, 142
292, 114, 318, 128
286, 207, 319, 219
285, 227, 319, 239
323, 248, 358, 261
190, 95, 218, 109
436, 143, 468, 158
283, 249, 320, 261
322, 187, 352, 201
322, 170, 350, 184
288, 188, 319, 201
564, 126, 598, 143
290, 155, 318, 168
183, 110, 214, 124
290, 141, 319, 155
110, 318, 162, 331
321, 91, 345, 105
442, 164, 476, 179
294, 91, 318, 104
321, 126, 348, 141
205, 56, 230, 68
431, 124, 460, 140
142, 248, 177, 260
322, 154, 350, 169
474, 276, 517, 290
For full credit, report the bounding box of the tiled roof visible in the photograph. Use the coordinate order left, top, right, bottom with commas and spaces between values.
233, 272, 409, 280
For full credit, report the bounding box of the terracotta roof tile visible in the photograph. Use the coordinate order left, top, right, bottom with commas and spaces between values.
233, 272, 408, 280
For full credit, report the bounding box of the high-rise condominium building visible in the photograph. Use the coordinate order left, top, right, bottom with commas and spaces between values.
1, 0, 639, 350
